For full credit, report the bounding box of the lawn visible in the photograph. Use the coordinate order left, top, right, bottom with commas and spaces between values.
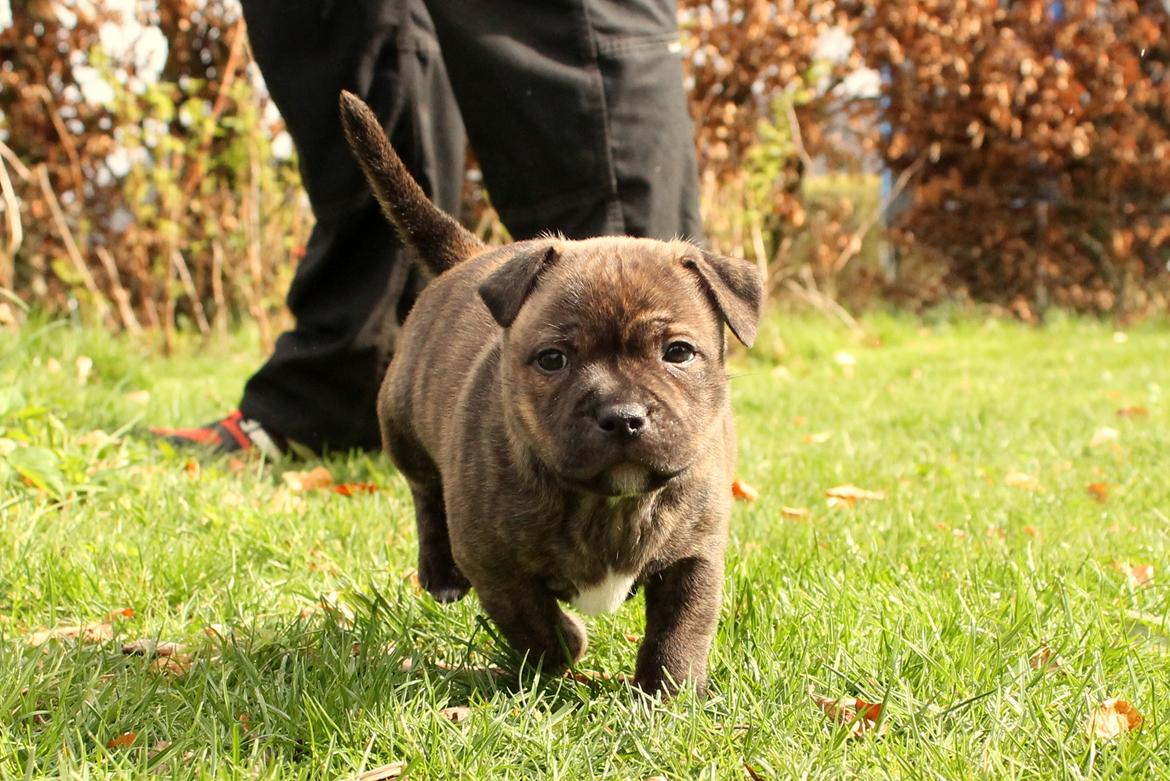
1, 311, 1168, 779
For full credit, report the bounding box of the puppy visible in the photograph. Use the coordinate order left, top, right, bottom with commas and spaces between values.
339, 91, 762, 696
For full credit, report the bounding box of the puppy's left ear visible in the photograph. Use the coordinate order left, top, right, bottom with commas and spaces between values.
478, 244, 559, 328
682, 251, 763, 347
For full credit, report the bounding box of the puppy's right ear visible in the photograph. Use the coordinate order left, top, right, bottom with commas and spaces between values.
478, 245, 559, 328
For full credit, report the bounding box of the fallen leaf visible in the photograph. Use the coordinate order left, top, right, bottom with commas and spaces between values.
238, 713, 252, 732
122, 639, 186, 657
227, 457, 247, 473
743, 766, 765, 781
28, 622, 113, 647
1085, 699, 1142, 741
356, 762, 406, 781
825, 485, 885, 508
440, 706, 471, 723
75, 355, 93, 385
1029, 645, 1059, 671
1115, 561, 1154, 585
333, 482, 380, 497
1004, 471, 1039, 490
184, 459, 201, 479
106, 607, 135, 621
149, 655, 193, 677
1090, 427, 1120, 447
781, 506, 810, 520
204, 623, 229, 639
646, 776, 669, 781
149, 741, 172, 758
402, 569, 422, 591
106, 731, 137, 749
624, 633, 640, 643
281, 465, 333, 492
46, 357, 62, 373
1117, 406, 1149, 418
802, 431, 834, 445
731, 478, 759, 502
1023, 524, 1040, 538
399, 657, 414, 672
124, 390, 151, 405
1087, 482, 1110, 502
810, 688, 886, 737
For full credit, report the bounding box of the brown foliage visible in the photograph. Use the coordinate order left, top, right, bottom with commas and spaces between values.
849, 0, 1170, 315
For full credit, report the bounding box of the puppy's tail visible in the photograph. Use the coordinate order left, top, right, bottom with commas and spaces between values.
339, 90, 483, 275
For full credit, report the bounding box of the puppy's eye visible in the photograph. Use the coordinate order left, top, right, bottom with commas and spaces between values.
663, 341, 696, 364
534, 348, 568, 373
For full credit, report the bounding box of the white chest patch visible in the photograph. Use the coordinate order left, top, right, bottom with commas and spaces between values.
571, 571, 636, 616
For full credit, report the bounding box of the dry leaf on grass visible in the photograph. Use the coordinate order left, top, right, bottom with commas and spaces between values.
106, 607, 135, 621
356, 762, 406, 781
28, 622, 113, 647
825, 485, 885, 508
149, 655, 193, 677
743, 765, 765, 781
802, 431, 833, 445
281, 465, 333, 492
124, 390, 151, 405
122, 639, 187, 658
75, 356, 94, 385
731, 478, 759, 502
810, 688, 886, 737
646, 776, 669, 781
1085, 699, 1142, 741
300, 591, 356, 627
1117, 406, 1149, 418
1004, 472, 1039, 490
1089, 427, 1120, 447
332, 482, 380, 497
1087, 482, 1110, 502
1023, 525, 1041, 538
1029, 645, 1059, 671
781, 506, 810, 520
1115, 561, 1154, 585
440, 706, 471, 723
106, 731, 137, 749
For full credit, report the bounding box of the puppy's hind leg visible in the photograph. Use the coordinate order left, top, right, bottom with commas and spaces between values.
382, 412, 470, 603
408, 482, 471, 603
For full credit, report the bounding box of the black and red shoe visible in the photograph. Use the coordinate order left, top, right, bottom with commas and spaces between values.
150, 410, 286, 458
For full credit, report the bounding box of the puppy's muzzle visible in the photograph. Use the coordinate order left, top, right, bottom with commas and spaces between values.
595, 402, 648, 444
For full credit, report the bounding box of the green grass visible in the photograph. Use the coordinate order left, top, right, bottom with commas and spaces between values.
2, 311, 1168, 779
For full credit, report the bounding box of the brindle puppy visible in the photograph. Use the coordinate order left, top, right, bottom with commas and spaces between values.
340, 91, 761, 696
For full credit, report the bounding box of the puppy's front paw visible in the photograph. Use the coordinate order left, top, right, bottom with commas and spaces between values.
419, 558, 471, 603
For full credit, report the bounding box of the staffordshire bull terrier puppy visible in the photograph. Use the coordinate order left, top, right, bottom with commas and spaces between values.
339, 91, 761, 696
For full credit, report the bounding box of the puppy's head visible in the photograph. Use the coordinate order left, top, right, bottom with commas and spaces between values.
480, 237, 762, 497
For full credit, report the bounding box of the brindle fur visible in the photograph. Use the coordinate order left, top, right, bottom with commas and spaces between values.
340, 91, 762, 696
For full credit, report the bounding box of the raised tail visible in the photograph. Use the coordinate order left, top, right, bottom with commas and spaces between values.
339, 90, 483, 275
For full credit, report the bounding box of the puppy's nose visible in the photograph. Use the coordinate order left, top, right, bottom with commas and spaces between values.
595, 403, 648, 441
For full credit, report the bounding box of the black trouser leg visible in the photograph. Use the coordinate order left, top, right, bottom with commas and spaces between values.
237, 0, 466, 451
423, 0, 702, 241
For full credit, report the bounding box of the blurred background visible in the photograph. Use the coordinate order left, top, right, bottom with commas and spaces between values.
1, 0, 1168, 350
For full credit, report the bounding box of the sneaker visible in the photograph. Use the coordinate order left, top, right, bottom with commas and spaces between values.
150, 410, 286, 458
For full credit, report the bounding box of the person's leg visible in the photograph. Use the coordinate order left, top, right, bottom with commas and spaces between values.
156, 0, 465, 454
422, 0, 701, 242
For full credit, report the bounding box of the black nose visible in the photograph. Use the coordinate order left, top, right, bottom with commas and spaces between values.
596, 403, 648, 441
